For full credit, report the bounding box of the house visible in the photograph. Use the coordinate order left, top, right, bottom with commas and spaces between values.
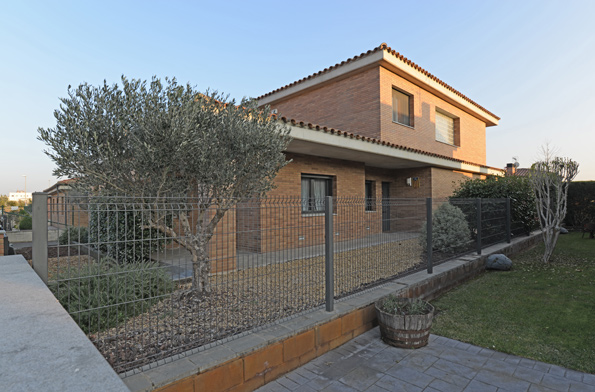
44, 44, 503, 270
44, 179, 88, 228
505, 163, 531, 176
8, 191, 32, 203
235, 43, 503, 254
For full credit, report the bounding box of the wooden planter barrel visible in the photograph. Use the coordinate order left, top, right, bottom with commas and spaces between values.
375, 298, 434, 349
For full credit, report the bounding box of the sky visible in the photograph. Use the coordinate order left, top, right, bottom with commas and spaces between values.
1, 0, 594, 195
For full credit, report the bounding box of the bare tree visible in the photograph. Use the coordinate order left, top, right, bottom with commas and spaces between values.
38, 77, 291, 293
530, 146, 579, 263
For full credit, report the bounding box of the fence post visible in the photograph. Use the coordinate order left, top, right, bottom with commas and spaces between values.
426, 198, 433, 274
32, 192, 49, 284
506, 197, 511, 243
324, 196, 334, 312
476, 198, 482, 255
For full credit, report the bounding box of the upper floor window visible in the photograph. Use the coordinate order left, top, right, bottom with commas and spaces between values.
435, 109, 460, 146
301, 174, 333, 213
392, 88, 413, 127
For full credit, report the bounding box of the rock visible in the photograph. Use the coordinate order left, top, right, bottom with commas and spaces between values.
486, 254, 512, 271
559, 227, 569, 234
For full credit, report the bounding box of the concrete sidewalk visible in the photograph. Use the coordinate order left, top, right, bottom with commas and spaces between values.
257, 328, 594, 392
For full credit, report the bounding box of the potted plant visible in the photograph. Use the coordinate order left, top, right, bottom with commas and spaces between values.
375, 295, 434, 349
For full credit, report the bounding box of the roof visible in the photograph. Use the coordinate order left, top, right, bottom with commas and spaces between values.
43, 179, 76, 193
278, 116, 504, 173
258, 43, 499, 121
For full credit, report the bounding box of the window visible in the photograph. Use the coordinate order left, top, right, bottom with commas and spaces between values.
365, 180, 376, 211
301, 175, 333, 213
435, 109, 459, 146
392, 88, 412, 126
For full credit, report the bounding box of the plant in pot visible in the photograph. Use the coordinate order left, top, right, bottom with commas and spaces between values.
375, 295, 434, 349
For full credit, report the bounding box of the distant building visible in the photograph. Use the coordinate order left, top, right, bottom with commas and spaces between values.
8, 191, 32, 202
505, 163, 530, 177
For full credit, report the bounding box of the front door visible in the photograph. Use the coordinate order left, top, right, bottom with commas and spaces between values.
382, 182, 390, 232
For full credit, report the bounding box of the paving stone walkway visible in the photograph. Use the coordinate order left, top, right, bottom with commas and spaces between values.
256, 327, 594, 392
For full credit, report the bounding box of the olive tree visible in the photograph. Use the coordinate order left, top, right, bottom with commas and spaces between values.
38, 77, 291, 293
530, 146, 579, 263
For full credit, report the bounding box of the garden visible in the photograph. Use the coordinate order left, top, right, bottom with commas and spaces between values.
432, 232, 595, 373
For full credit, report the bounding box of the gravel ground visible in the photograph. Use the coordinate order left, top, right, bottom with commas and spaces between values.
24, 238, 424, 373
90, 238, 424, 373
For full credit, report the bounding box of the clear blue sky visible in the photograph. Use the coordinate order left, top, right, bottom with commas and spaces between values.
2, 0, 594, 195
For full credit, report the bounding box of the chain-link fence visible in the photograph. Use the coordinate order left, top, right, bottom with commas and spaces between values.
31, 194, 516, 374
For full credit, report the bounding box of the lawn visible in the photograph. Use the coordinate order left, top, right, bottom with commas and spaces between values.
431, 232, 595, 374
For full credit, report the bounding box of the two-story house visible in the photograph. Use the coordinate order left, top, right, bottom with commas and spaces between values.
236, 43, 502, 254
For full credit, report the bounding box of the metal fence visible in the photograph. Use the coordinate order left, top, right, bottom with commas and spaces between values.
30, 194, 519, 374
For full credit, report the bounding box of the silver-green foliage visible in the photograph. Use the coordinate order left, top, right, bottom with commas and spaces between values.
420, 203, 471, 254
50, 260, 172, 334
38, 77, 291, 293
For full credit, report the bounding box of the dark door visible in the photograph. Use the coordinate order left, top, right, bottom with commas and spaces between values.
382, 182, 390, 232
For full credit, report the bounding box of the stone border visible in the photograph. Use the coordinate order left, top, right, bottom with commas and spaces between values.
0, 255, 129, 392
123, 232, 542, 392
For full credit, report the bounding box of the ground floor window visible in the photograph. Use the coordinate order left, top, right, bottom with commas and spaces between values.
365, 180, 376, 211
301, 174, 333, 213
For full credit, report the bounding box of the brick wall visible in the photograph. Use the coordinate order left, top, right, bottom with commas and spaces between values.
270, 68, 381, 139
430, 167, 484, 199
266, 65, 488, 166
379, 67, 487, 165
237, 154, 477, 253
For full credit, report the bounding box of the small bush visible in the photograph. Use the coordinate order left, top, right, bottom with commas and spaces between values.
50, 260, 173, 334
420, 202, 471, 254
88, 200, 168, 263
18, 215, 32, 230
59, 226, 89, 245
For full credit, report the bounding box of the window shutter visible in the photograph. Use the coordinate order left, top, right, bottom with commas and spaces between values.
435, 111, 454, 145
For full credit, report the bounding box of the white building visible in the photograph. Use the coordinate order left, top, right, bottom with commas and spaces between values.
8, 191, 32, 202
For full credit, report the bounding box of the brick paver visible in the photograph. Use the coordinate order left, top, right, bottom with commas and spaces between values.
256, 328, 593, 392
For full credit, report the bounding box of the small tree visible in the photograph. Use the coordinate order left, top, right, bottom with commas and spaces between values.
530, 146, 579, 263
38, 76, 291, 293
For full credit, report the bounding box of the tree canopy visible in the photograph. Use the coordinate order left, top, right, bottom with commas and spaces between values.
38, 76, 291, 292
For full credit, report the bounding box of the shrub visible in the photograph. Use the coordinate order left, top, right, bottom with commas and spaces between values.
565, 181, 595, 227
452, 176, 537, 235
88, 200, 168, 263
49, 260, 173, 334
420, 202, 471, 254
18, 215, 32, 230
59, 226, 89, 245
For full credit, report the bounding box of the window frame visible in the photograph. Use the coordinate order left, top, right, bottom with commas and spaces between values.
435, 108, 460, 146
301, 174, 333, 214
392, 88, 414, 127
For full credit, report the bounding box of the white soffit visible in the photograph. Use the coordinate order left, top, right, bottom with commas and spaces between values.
286, 124, 500, 176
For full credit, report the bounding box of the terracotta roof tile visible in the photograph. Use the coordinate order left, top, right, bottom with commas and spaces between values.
258, 43, 499, 121
278, 115, 503, 173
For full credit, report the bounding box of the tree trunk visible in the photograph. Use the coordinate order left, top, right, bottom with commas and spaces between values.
191, 238, 211, 293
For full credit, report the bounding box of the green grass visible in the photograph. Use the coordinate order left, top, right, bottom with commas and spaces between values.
431, 232, 595, 373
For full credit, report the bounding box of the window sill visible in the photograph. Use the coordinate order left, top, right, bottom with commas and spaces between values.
393, 121, 415, 130
365, 210, 377, 213
435, 139, 460, 148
